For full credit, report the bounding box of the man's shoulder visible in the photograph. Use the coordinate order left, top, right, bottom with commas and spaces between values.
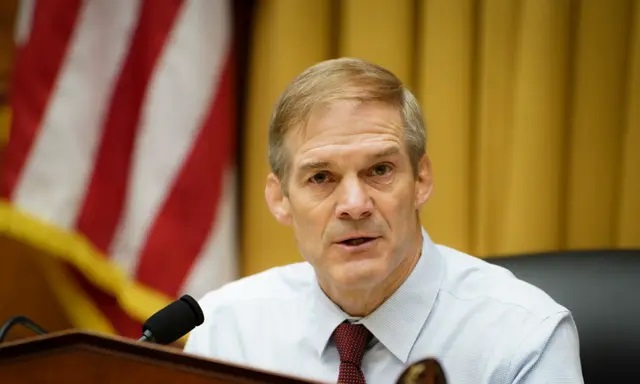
436, 244, 569, 320
431, 245, 583, 383
184, 262, 316, 358
197, 261, 316, 310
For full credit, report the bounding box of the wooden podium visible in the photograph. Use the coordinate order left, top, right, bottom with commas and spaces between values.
0, 330, 317, 384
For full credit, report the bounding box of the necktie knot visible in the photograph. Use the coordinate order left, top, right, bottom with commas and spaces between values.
332, 322, 373, 365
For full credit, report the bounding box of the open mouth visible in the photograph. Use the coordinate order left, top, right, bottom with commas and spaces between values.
339, 237, 377, 246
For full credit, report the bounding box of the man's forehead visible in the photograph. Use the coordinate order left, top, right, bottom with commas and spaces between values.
284, 114, 404, 153
281, 100, 406, 170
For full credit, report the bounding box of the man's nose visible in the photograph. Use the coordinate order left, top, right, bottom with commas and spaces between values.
335, 177, 373, 220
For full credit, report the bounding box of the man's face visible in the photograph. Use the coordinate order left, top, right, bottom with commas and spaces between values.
266, 100, 432, 293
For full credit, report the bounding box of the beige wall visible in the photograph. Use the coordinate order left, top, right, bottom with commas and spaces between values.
241, 0, 640, 275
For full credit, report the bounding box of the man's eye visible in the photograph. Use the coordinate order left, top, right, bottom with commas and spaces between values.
309, 172, 331, 184
371, 164, 392, 176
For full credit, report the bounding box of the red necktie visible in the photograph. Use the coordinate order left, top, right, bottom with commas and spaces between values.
332, 322, 373, 384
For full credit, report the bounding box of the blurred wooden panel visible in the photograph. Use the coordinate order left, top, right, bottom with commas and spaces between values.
0, 0, 18, 101
0, 235, 71, 342
0, 0, 17, 169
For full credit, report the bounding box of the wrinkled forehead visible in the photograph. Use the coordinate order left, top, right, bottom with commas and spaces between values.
284, 100, 407, 171
288, 99, 404, 144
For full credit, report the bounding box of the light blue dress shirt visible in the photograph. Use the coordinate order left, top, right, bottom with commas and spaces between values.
184, 230, 584, 383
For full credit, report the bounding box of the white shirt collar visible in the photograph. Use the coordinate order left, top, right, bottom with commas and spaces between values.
308, 228, 444, 363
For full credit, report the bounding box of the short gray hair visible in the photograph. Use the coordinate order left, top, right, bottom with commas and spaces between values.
268, 57, 426, 186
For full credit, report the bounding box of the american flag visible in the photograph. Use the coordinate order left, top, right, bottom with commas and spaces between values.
0, 0, 237, 338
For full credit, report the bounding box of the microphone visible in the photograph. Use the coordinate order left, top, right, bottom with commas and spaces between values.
396, 357, 448, 384
0, 315, 48, 343
138, 294, 204, 344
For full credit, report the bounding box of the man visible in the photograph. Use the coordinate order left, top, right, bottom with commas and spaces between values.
184, 58, 584, 383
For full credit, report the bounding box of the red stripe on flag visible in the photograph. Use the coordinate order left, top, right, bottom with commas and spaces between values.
75, 0, 183, 253
1, 0, 82, 198
135, 52, 235, 297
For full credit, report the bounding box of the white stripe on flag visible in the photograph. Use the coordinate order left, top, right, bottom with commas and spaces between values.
180, 168, 238, 298
14, 0, 36, 47
109, 0, 232, 276
13, 0, 141, 228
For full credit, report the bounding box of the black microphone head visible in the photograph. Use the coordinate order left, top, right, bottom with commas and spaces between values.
142, 294, 204, 344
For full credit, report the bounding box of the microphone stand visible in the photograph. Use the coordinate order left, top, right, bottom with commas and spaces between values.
138, 329, 155, 342
396, 357, 448, 384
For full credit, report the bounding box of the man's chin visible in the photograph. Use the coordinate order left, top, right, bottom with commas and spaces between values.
330, 260, 387, 289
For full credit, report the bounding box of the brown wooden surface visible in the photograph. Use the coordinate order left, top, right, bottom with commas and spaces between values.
0, 235, 72, 341
0, 329, 316, 384
0, 0, 18, 182
0, 0, 17, 103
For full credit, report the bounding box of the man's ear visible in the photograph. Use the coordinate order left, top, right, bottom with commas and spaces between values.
265, 173, 292, 226
415, 154, 434, 209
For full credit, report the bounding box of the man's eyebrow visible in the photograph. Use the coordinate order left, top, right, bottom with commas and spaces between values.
299, 161, 330, 173
297, 147, 400, 172
372, 146, 400, 159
